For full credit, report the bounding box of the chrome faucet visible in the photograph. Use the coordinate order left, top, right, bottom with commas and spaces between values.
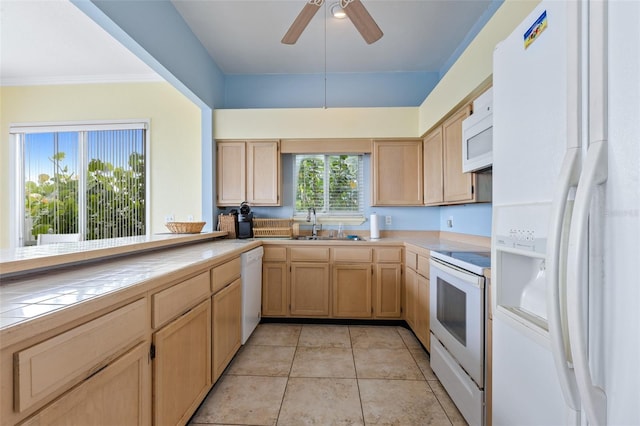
307, 207, 318, 236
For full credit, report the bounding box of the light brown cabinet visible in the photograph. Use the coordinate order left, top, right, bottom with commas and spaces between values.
216, 140, 280, 206
290, 262, 330, 316
371, 140, 423, 206
423, 127, 444, 205
262, 262, 288, 316
21, 342, 151, 426
373, 247, 403, 319
153, 299, 212, 426
333, 264, 373, 318
423, 104, 492, 206
374, 263, 402, 318
211, 257, 242, 382
404, 247, 430, 350
262, 244, 403, 320
212, 278, 242, 382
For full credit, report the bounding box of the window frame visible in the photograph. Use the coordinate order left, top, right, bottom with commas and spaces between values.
292, 153, 365, 224
10, 119, 151, 248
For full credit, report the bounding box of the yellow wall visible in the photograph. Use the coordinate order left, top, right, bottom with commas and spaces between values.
213, 107, 418, 139
0, 82, 202, 248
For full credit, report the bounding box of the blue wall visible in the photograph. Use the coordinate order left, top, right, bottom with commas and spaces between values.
75, 0, 496, 236
225, 72, 439, 108
228, 155, 492, 236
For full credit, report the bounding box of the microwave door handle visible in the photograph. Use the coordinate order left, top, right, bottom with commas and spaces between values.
546, 147, 581, 415
566, 140, 608, 426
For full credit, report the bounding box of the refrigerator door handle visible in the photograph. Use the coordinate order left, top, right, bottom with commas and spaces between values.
567, 139, 608, 426
546, 147, 581, 415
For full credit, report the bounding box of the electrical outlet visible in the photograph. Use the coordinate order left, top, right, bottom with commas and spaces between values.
447, 216, 454, 228
385, 215, 392, 225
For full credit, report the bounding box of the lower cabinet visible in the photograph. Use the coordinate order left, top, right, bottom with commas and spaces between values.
21, 342, 151, 426
374, 263, 402, 318
212, 277, 242, 382
262, 262, 288, 317
415, 274, 430, 351
290, 262, 330, 316
332, 264, 372, 318
404, 267, 418, 329
153, 299, 212, 426
405, 247, 431, 350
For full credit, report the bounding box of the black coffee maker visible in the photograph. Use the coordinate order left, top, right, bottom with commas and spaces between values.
237, 201, 253, 239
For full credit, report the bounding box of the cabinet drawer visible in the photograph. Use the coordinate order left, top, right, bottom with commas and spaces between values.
263, 246, 287, 262
290, 247, 330, 262
153, 271, 210, 328
417, 254, 430, 278
332, 247, 372, 263
405, 250, 418, 270
374, 247, 403, 263
14, 298, 147, 412
211, 257, 241, 293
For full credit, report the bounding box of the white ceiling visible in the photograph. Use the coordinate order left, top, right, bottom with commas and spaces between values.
1, 0, 495, 84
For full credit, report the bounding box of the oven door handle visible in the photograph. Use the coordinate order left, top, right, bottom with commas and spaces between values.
430, 259, 483, 289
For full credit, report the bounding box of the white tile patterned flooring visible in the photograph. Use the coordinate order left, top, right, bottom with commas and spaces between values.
189, 323, 467, 426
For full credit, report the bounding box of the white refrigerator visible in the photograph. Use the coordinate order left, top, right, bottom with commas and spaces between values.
491, 1, 639, 425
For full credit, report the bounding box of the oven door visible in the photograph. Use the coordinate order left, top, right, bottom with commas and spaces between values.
430, 257, 485, 387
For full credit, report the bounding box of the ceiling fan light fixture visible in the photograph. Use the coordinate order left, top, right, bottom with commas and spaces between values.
330, 3, 347, 19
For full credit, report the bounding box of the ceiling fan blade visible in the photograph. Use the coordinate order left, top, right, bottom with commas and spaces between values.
343, 0, 383, 44
281, 1, 323, 45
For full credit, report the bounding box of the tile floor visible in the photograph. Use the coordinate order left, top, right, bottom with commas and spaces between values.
189, 323, 467, 426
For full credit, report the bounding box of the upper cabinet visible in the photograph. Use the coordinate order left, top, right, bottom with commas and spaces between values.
216, 140, 280, 207
424, 103, 492, 206
371, 140, 423, 206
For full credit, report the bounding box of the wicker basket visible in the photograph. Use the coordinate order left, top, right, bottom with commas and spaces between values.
217, 214, 237, 239
165, 221, 206, 234
253, 218, 293, 238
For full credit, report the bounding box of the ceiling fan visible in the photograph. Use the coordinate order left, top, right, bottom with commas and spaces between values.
281, 0, 383, 45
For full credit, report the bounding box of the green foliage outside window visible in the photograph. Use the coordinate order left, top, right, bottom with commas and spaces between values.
295, 154, 361, 214
25, 151, 145, 242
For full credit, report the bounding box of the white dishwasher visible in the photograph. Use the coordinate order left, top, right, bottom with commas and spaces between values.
241, 246, 263, 344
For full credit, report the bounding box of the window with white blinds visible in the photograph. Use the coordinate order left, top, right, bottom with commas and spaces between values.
294, 154, 364, 217
12, 121, 148, 246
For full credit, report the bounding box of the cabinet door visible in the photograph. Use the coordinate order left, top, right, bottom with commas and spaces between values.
374, 263, 402, 318
332, 264, 372, 318
423, 127, 444, 205
20, 343, 150, 426
217, 141, 246, 206
442, 104, 473, 203
154, 299, 212, 426
262, 262, 288, 317
290, 263, 330, 316
371, 140, 423, 206
212, 278, 242, 382
247, 141, 280, 205
404, 267, 417, 329
415, 275, 430, 351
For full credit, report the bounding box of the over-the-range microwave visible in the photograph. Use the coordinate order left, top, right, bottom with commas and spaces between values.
462, 87, 493, 173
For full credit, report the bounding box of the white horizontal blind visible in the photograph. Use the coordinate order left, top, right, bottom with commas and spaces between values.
294, 154, 364, 216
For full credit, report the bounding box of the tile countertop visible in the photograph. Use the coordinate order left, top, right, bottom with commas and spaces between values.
0, 238, 258, 331
0, 231, 228, 277
0, 231, 489, 335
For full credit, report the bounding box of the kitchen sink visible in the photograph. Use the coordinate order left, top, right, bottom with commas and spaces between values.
294, 236, 367, 241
